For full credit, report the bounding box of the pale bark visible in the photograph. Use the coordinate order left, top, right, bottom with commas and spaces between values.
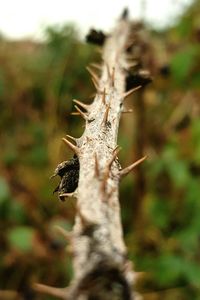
35, 17, 144, 300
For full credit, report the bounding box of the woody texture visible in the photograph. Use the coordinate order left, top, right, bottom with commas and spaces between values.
34, 11, 149, 300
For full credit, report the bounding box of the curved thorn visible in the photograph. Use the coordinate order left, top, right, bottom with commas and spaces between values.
86, 66, 99, 83
91, 77, 99, 90
66, 134, 77, 143
62, 138, 79, 155
123, 85, 142, 99
73, 99, 89, 111
119, 156, 147, 178
33, 283, 68, 299
90, 62, 102, 70
74, 105, 88, 120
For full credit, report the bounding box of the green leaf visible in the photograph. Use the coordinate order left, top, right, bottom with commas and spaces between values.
8, 226, 34, 252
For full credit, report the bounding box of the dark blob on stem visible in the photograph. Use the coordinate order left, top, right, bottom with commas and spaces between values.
125, 70, 152, 91
51, 154, 80, 201
86, 29, 107, 46
121, 8, 129, 20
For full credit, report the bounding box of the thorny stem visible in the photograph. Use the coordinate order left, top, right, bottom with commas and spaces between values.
68, 19, 142, 300
35, 17, 145, 300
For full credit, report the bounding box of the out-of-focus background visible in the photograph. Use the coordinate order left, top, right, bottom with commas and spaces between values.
0, 0, 200, 299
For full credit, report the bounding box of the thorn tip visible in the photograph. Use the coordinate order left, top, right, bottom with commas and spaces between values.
74, 105, 88, 120
62, 138, 79, 155
120, 156, 147, 178
123, 85, 142, 99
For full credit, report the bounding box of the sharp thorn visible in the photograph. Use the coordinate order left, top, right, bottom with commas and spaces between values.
59, 192, 76, 198
127, 61, 138, 69
105, 63, 111, 79
108, 147, 121, 170
94, 153, 100, 177
123, 86, 142, 99
50, 174, 56, 179
102, 88, 106, 105
62, 138, 79, 155
91, 77, 99, 90
111, 67, 115, 87
102, 148, 121, 194
33, 283, 68, 299
101, 105, 110, 126
86, 66, 99, 83
74, 105, 88, 120
71, 112, 80, 116
66, 134, 77, 143
119, 156, 147, 178
73, 99, 89, 111
112, 145, 120, 154
122, 109, 133, 113
90, 62, 102, 70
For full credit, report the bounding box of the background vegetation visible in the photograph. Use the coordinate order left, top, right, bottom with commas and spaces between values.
0, 1, 200, 299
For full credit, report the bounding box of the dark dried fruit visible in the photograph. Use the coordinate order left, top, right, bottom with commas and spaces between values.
86, 29, 107, 46
125, 70, 152, 91
51, 154, 79, 201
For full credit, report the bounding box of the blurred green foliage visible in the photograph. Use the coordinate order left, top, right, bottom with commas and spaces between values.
0, 1, 200, 299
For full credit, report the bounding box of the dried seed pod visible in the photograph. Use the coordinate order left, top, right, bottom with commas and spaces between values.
51, 155, 80, 201
125, 70, 152, 91
86, 29, 107, 46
